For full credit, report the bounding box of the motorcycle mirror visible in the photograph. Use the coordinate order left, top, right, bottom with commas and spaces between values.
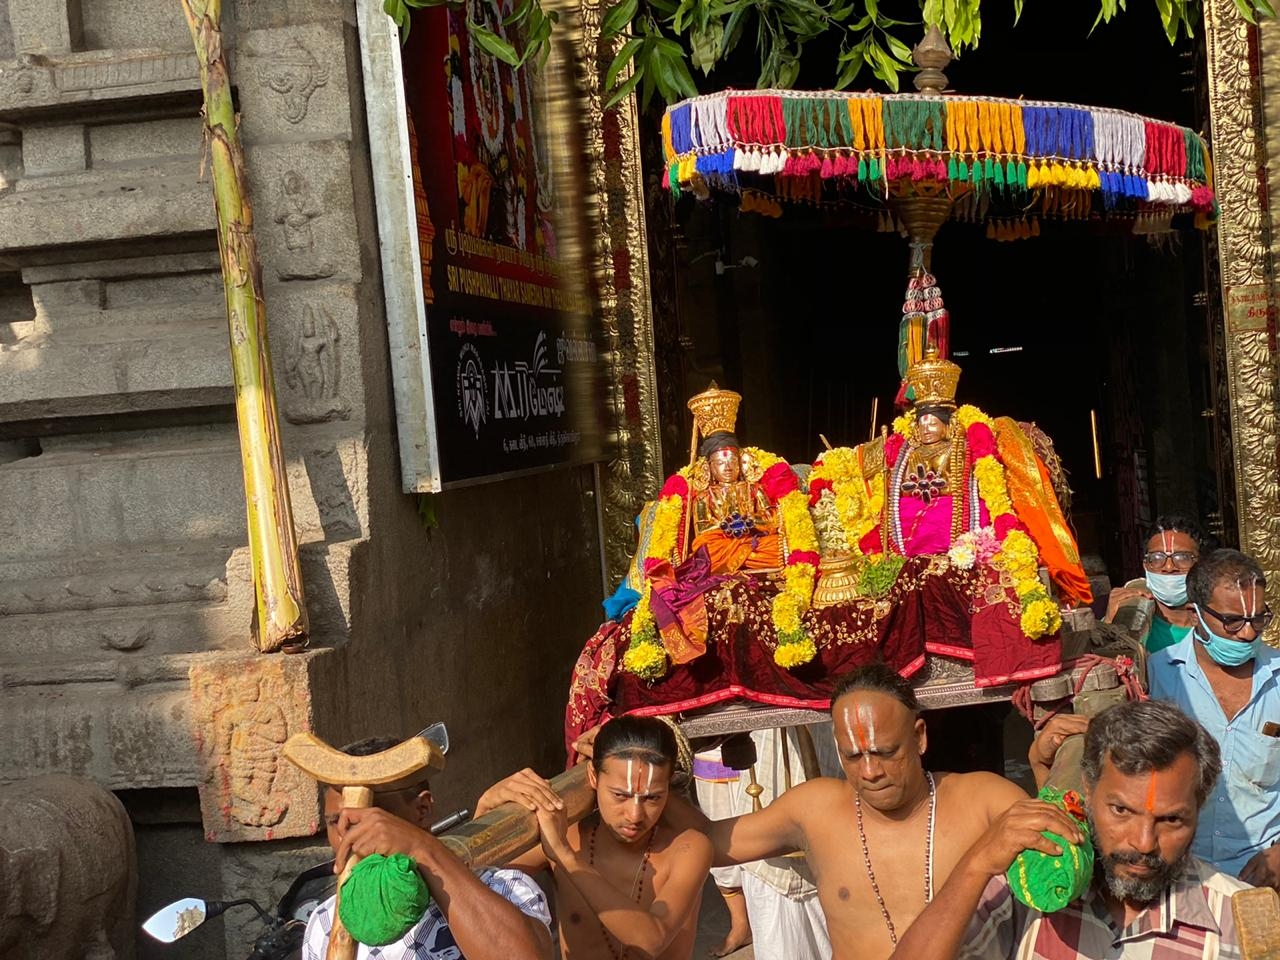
416, 721, 450, 756
142, 898, 208, 943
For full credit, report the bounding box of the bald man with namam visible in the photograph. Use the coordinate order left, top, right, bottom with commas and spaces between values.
645, 664, 1082, 960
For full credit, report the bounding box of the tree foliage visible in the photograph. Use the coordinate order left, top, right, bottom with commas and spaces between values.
385, 0, 1276, 109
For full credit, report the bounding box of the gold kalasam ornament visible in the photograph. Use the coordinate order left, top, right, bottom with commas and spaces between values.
905, 348, 962, 409
813, 552, 861, 609
687, 381, 742, 440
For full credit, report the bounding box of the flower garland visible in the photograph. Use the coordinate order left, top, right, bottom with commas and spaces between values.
995, 528, 1062, 639
622, 451, 823, 678
897, 403, 1061, 640
621, 583, 668, 680
807, 447, 883, 559
747, 448, 820, 670
623, 473, 691, 681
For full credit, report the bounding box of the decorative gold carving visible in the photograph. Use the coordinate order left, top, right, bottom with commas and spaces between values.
571, 0, 665, 585
687, 381, 742, 439
905, 349, 961, 408
1204, 1, 1280, 625
813, 552, 860, 609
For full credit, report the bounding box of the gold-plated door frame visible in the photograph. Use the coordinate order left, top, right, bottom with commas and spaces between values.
1203, 1, 1280, 583
576, 0, 666, 585
581, 0, 1280, 587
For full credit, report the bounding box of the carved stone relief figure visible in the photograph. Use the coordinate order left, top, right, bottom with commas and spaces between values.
256, 38, 328, 124
283, 304, 349, 423
273, 170, 334, 280
191, 658, 318, 843
223, 678, 291, 828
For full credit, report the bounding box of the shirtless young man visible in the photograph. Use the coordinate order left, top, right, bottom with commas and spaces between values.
476, 716, 713, 959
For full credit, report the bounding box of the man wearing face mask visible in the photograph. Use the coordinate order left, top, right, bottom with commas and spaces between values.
1104, 516, 1203, 652
1148, 548, 1280, 886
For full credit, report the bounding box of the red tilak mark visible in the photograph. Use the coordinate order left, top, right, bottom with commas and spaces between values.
853, 709, 869, 754
1145, 772, 1158, 813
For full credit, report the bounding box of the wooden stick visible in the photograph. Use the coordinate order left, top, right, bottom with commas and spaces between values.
869, 397, 879, 442
326, 785, 373, 960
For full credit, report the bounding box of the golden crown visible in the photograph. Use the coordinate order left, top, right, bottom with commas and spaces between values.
687, 381, 742, 438
906, 348, 962, 407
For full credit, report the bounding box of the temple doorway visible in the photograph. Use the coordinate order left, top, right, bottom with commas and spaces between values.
652, 3, 1228, 595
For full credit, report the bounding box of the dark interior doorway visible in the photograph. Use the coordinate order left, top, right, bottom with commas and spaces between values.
651, 4, 1222, 592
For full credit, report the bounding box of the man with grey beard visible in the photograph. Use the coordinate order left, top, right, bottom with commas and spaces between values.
888, 699, 1249, 960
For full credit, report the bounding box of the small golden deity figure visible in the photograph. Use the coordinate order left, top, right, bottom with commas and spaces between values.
685, 384, 782, 574
879, 348, 976, 555
618, 383, 817, 676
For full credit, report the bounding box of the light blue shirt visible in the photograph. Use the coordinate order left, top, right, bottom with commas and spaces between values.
1148, 633, 1280, 878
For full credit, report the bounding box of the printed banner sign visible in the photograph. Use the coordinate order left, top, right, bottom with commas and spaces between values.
398, 1, 612, 486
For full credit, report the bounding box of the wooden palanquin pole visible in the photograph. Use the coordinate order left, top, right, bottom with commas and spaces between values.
181, 0, 309, 652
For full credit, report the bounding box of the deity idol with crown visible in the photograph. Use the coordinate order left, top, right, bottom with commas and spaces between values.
619, 383, 821, 681
809, 349, 1092, 641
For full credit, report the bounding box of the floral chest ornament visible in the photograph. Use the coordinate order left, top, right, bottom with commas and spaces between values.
899, 460, 949, 504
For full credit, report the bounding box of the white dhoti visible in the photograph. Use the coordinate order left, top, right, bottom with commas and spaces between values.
694, 723, 839, 960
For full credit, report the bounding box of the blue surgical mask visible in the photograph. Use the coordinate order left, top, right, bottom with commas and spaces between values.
1194, 606, 1259, 667
1146, 571, 1188, 608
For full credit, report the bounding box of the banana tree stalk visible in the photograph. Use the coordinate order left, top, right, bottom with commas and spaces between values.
182, 0, 309, 652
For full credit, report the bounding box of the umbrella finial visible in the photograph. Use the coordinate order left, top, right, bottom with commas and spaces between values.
912, 23, 952, 94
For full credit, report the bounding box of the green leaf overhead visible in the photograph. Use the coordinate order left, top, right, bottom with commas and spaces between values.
386, 0, 1276, 109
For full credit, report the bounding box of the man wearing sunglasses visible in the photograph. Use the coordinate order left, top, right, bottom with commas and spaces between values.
1149, 548, 1280, 886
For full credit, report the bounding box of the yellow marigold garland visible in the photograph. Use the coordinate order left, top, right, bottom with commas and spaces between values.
772, 590, 804, 635
772, 484, 819, 668
778, 491, 818, 554
973, 456, 1014, 518
624, 484, 689, 683
994, 529, 1062, 640
785, 561, 816, 604
648, 493, 686, 564
624, 583, 668, 680
621, 638, 668, 681
892, 413, 913, 437
1021, 596, 1062, 638
954, 404, 993, 429
810, 447, 880, 558
774, 635, 818, 669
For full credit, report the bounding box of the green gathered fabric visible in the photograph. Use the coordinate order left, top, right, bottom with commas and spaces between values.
1006, 787, 1093, 914
338, 853, 432, 946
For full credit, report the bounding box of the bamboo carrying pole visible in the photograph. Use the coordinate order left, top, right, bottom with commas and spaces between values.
181, 0, 309, 652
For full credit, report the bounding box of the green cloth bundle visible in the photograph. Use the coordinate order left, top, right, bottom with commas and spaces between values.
338, 853, 432, 946
1006, 787, 1093, 913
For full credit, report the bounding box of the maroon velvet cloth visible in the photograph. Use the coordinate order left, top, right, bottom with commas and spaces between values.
563, 556, 1062, 755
